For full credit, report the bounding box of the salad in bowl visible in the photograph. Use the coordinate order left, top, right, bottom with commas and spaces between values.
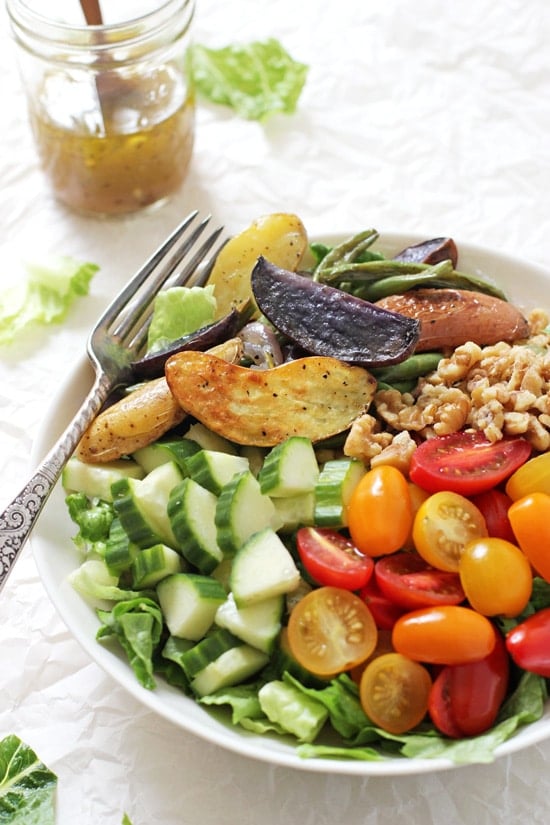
46, 213, 550, 771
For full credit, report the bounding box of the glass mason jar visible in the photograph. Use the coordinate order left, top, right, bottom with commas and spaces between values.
6, 0, 196, 216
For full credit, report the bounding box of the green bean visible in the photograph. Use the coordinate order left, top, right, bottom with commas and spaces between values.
313, 229, 379, 280
316, 256, 507, 301
375, 379, 417, 394
372, 352, 444, 384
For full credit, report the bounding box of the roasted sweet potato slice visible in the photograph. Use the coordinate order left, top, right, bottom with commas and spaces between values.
165, 352, 377, 446
376, 288, 530, 351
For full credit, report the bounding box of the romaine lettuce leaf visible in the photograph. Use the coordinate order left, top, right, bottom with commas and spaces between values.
96, 597, 163, 689
146, 285, 217, 353
0, 257, 98, 345
187, 38, 308, 121
0, 735, 57, 824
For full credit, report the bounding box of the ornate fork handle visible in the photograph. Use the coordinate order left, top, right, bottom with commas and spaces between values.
0, 373, 112, 592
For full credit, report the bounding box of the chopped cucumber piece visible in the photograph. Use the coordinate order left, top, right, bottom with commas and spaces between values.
168, 478, 223, 573
183, 449, 249, 495
215, 592, 284, 653
314, 457, 366, 527
258, 680, 328, 742
104, 518, 140, 575
112, 461, 182, 550
62, 456, 144, 502
183, 422, 238, 455
191, 644, 269, 697
157, 573, 227, 641
132, 439, 200, 473
230, 527, 300, 606
216, 470, 279, 557
131, 544, 183, 588
258, 437, 319, 497
180, 628, 242, 677
272, 492, 315, 533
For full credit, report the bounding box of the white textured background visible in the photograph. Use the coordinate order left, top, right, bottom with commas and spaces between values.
1, 0, 550, 822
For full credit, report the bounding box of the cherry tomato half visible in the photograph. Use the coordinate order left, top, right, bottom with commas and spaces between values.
459, 537, 533, 618
413, 491, 488, 572
287, 586, 378, 676
358, 578, 407, 630
508, 492, 550, 582
506, 607, 550, 677
429, 631, 509, 738
296, 527, 374, 590
409, 431, 531, 496
347, 466, 412, 557
470, 489, 516, 543
392, 605, 497, 665
374, 551, 465, 610
359, 652, 432, 734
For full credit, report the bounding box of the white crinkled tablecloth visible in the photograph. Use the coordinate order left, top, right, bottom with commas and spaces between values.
2, 0, 550, 822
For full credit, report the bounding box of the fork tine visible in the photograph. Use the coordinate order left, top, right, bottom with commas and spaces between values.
111, 213, 215, 342
126, 225, 227, 354
92, 209, 201, 341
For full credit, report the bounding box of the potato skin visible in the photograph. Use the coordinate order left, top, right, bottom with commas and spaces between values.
376, 288, 530, 351
76, 378, 185, 463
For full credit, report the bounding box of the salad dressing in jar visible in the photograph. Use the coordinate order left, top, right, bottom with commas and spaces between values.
7, 0, 195, 216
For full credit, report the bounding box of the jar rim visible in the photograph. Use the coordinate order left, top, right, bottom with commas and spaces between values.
6, 0, 195, 51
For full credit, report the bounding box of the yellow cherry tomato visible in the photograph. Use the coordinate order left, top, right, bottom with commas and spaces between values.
459, 537, 533, 617
505, 452, 550, 500
413, 491, 488, 572
287, 586, 378, 676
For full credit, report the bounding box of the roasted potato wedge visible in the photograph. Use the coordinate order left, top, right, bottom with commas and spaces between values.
376, 288, 530, 351
165, 351, 377, 446
77, 337, 244, 462
76, 377, 185, 463
207, 213, 308, 319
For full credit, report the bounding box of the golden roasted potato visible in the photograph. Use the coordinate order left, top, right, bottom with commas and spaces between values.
76, 377, 185, 463
76, 338, 244, 462
207, 213, 308, 319
165, 351, 377, 446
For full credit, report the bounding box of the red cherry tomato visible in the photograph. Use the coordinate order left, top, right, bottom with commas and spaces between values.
506, 607, 550, 677
409, 432, 531, 496
358, 578, 407, 630
470, 489, 516, 543
429, 631, 509, 737
374, 551, 465, 610
295, 527, 374, 590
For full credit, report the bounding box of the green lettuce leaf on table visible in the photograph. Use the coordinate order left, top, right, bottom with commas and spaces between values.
0, 257, 98, 345
187, 38, 308, 121
0, 735, 57, 824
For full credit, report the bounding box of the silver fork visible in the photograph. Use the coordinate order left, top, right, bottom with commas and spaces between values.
0, 210, 225, 592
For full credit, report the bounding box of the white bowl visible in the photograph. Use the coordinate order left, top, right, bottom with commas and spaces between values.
31, 231, 550, 776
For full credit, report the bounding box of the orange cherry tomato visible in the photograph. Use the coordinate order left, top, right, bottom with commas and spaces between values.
402, 482, 430, 551
459, 537, 532, 617
508, 492, 550, 582
359, 652, 432, 734
505, 452, 550, 500
287, 586, 378, 676
392, 605, 497, 665
347, 466, 413, 557
413, 491, 488, 572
